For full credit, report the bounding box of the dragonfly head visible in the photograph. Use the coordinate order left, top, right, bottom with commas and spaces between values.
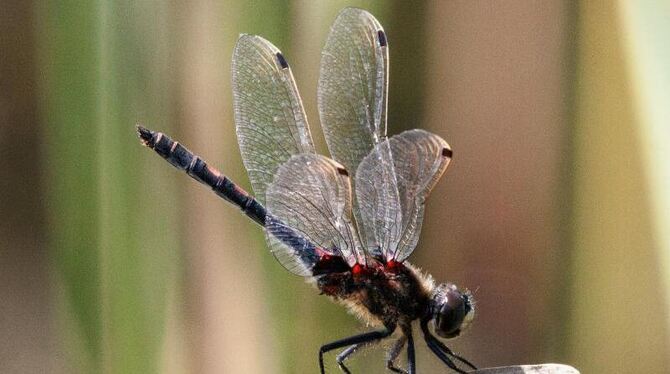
430, 283, 475, 339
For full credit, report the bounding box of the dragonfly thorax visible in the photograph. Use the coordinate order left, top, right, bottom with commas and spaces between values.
317, 261, 435, 329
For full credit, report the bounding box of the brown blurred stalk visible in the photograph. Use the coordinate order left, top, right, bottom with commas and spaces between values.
0, 1, 54, 372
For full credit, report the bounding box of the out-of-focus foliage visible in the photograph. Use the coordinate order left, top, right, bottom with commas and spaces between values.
38, 1, 181, 373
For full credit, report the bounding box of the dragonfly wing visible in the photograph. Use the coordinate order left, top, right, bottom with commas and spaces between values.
352, 141, 403, 259
233, 34, 315, 203
356, 130, 452, 262
318, 8, 391, 258
264, 215, 322, 277
318, 7, 388, 178
265, 154, 366, 275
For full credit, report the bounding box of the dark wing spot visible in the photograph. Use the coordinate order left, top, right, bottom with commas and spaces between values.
275, 52, 289, 69
442, 147, 453, 158
377, 30, 387, 47
337, 167, 349, 176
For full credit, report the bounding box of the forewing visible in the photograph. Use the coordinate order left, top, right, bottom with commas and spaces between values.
265, 154, 366, 275
356, 130, 452, 262
317, 7, 389, 176
233, 34, 315, 203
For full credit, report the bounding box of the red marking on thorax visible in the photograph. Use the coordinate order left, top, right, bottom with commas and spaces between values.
352, 263, 364, 276
385, 260, 402, 273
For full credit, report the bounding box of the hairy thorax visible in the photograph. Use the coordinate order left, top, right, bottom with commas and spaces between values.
316, 261, 435, 329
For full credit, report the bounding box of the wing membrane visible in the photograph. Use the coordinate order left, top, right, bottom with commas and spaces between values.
264, 215, 321, 276
265, 154, 366, 275
352, 141, 403, 259
356, 130, 452, 262
317, 7, 389, 176
233, 35, 315, 203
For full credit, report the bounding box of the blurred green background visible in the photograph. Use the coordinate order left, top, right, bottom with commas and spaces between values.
1, 1, 669, 373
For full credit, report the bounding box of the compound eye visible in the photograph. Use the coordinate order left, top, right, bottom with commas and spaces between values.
434, 288, 466, 338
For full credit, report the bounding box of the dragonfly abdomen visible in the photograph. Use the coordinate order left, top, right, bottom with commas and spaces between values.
137, 125, 266, 226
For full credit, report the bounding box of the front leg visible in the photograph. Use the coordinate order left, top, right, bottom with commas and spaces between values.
318, 326, 395, 374
425, 333, 476, 370
420, 318, 475, 373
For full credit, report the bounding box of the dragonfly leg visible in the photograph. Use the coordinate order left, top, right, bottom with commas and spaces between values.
425, 333, 477, 370
318, 326, 394, 374
420, 318, 473, 373
335, 344, 359, 374
407, 332, 416, 374
386, 336, 407, 374
425, 338, 465, 373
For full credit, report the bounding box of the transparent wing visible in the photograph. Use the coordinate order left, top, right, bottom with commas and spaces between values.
317, 7, 389, 176
353, 140, 403, 260
233, 34, 315, 203
263, 215, 321, 277
356, 130, 452, 262
265, 154, 366, 275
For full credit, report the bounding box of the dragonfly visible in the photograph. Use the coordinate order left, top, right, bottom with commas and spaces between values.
138, 7, 476, 374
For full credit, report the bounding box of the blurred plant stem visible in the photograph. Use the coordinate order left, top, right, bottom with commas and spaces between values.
620, 1, 670, 348
39, 2, 103, 370
40, 1, 180, 373
566, 1, 669, 372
